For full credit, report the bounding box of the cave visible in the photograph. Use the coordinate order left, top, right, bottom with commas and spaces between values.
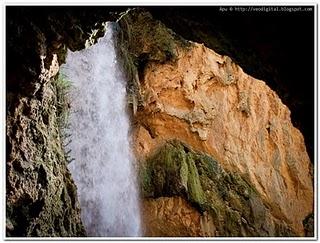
6, 5, 315, 237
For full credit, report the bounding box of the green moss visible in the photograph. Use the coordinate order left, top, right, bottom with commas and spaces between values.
140, 139, 296, 236
116, 8, 192, 113
117, 9, 180, 63
139, 164, 154, 197
53, 73, 71, 133
180, 155, 188, 191
224, 209, 241, 236
141, 141, 204, 206
186, 154, 205, 206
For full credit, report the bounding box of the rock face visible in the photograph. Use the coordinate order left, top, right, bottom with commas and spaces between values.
139, 140, 295, 236
118, 9, 314, 236
5, 7, 125, 237
6, 56, 85, 236
148, 7, 315, 162
142, 196, 215, 236
6, 7, 313, 237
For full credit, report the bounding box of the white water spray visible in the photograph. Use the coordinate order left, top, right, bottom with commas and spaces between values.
60, 23, 141, 237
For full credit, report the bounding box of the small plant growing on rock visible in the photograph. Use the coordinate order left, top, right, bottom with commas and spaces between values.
53, 72, 74, 164
54, 73, 71, 131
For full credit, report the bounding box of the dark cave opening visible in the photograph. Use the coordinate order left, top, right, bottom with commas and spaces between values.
6, 5, 315, 161
147, 6, 315, 161
5, 5, 315, 238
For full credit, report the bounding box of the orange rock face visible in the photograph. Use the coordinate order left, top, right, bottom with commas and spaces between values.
141, 197, 215, 237
133, 43, 313, 235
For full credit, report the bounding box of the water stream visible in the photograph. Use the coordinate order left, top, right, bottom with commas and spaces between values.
60, 22, 141, 237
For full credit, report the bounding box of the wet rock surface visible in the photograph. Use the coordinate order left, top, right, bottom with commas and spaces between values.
121, 9, 313, 236
139, 141, 295, 236
6, 75, 85, 236
5, 6, 124, 237
6, 7, 314, 237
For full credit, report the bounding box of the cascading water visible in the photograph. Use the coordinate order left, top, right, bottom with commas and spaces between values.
60, 22, 141, 237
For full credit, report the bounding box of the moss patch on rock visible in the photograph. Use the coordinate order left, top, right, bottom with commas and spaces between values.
139, 141, 205, 208
117, 8, 190, 64
139, 140, 295, 236
6, 77, 85, 236
115, 8, 192, 114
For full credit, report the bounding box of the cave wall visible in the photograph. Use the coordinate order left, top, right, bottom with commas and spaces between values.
116, 8, 313, 236
6, 6, 127, 237
147, 6, 315, 161
6, 6, 314, 237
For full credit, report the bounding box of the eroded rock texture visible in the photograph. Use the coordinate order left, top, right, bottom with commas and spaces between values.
6, 56, 85, 236
118, 9, 314, 236
6, 6, 313, 237
148, 7, 315, 161
142, 196, 215, 236
6, 6, 126, 237
139, 141, 296, 236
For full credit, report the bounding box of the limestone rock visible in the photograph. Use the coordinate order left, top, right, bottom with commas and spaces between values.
127, 10, 313, 235
5, 9, 93, 234
6, 7, 313, 237
6, 77, 85, 236
142, 196, 215, 237
6, 7, 128, 237
139, 140, 294, 236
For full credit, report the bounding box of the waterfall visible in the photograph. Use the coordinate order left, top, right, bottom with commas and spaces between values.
60, 23, 141, 237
